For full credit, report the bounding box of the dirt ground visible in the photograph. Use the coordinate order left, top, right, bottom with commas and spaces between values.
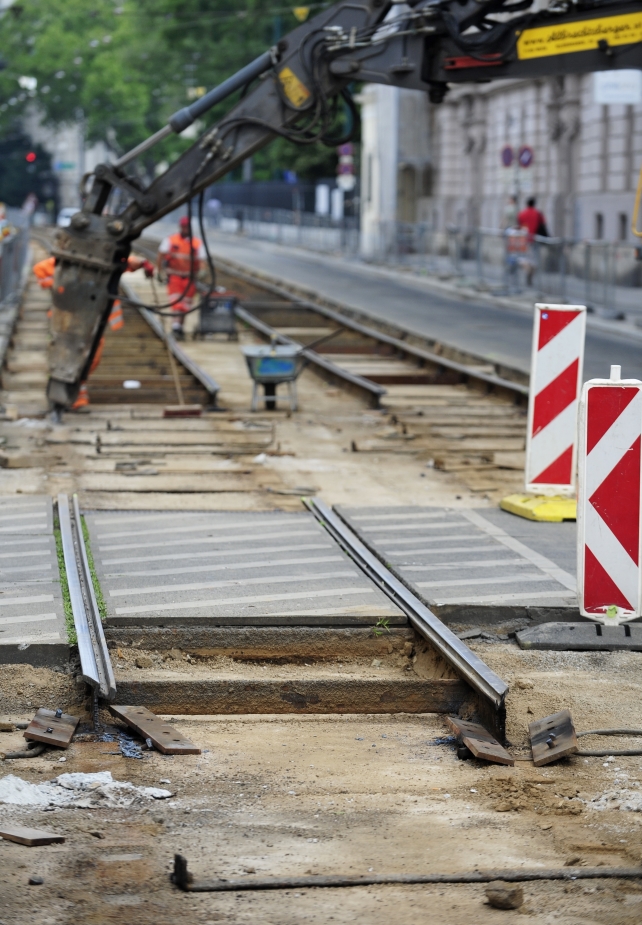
2, 269, 642, 923
2, 641, 642, 924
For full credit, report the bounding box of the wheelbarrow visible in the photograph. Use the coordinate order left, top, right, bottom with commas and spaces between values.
241, 344, 306, 411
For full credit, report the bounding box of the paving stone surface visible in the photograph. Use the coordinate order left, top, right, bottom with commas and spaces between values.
336, 505, 578, 627
84, 510, 407, 627
0, 496, 67, 658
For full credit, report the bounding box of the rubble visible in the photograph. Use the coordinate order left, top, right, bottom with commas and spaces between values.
0, 771, 173, 808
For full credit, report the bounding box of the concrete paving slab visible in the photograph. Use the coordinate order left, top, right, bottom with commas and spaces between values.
336, 505, 579, 627
84, 510, 406, 627
0, 495, 53, 534
0, 496, 68, 665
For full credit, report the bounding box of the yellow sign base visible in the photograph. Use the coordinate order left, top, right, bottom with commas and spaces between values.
500, 494, 577, 523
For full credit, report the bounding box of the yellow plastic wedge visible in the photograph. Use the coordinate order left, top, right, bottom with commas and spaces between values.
499, 494, 577, 522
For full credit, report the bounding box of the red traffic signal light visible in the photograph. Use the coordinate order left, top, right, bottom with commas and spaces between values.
25, 151, 36, 163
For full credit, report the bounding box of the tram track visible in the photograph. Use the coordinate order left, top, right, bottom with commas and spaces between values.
136, 238, 529, 499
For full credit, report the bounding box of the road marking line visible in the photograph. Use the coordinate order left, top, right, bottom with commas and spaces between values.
115, 587, 376, 615
0, 539, 53, 550
101, 542, 333, 566
417, 574, 551, 589
351, 511, 456, 523
95, 516, 309, 540
108, 570, 358, 598
105, 555, 344, 579
433, 589, 577, 605
0, 547, 51, 561
0, 612, 58, 627
0, 633, 62, 644
459, 510, 576, 591
387, 544, 499, 557
0, 594, 55, 607
370, 533, 488, 548
92, 512, 304, 528
402, 558, 528, 571
0, 512, 47, 524
363, 521, 468, 534
268, 604, 400, 617
0, 524, 49, 534
0, 564, 52, 574
98, 528, 321, 553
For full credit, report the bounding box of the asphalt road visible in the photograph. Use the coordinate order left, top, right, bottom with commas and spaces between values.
206, 233, 642, 383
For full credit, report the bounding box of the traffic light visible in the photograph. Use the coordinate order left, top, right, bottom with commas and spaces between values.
25, 151, 36, 163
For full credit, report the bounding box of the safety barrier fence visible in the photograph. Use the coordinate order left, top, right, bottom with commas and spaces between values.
374, 222, 642, 321
0, 208, 34, 374
213, 204, 360, 255
0, 218, 30, 307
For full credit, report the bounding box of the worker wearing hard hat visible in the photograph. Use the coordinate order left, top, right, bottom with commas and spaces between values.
157, 215, 206, 339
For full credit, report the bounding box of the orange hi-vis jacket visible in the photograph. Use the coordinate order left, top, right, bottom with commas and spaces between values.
164, 233, 203, 277
33, 256, 55, 289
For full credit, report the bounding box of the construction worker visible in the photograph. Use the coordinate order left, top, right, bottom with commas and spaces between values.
157, 215, 206, 339
33, 255, 56, 289
33, 253, 153, 409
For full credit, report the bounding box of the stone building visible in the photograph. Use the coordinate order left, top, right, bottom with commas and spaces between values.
359, 72, 642, 254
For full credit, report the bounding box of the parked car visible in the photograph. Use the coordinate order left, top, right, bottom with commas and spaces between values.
56, 207, 80, 228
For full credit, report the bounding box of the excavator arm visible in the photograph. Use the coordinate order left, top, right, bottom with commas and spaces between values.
47, 0, 642, 409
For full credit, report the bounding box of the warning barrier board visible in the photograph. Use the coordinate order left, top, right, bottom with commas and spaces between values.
578, 366, 642, 624
525, 303, 586, 496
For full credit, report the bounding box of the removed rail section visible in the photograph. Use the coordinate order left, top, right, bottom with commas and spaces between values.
304, 497, 508, 736
57, 493, 115, 701
172, 854, 642, 893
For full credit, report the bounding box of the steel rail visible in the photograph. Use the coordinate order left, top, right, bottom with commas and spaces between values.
57, 493, 116, 701
119, 279, 221, 402
172, 854, 642, 892
304, 497, 508, 716
235, 304, 386, 403
135, 239, 527, 401
206, 252, 529, 401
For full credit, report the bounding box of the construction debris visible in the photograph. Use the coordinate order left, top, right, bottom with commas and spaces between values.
23, 709, 79, 750
485, 880, 524, 910
446, 717, 514, 766
529, 709, 578, 766
0, 823, 65, 846
0, 772, 173, 808
109, 705, 201, 755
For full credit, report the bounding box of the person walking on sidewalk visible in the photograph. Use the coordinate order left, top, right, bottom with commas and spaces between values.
157, 216, 206, 339
517, 197, 548, 286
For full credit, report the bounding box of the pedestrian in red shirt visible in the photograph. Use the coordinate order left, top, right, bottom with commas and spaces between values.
517, 197, 548, 286
517, 197, 548, 242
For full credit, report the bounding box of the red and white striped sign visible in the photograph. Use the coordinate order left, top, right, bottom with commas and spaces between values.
578, 366, 642, 623
525, 303, 587, 495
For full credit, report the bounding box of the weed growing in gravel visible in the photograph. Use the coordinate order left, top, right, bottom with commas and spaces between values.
81, 515, 107, 622
53, 518, 76, 645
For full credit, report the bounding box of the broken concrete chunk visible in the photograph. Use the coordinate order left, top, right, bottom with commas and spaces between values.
485, 881, 523, 910
0, 824, 65, 846
135, 655, 154, 669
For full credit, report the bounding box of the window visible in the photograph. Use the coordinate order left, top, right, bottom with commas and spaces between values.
619, 213, 628, 241
595, 213, 604, 240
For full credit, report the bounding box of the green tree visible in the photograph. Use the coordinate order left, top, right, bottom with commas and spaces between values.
0, 1, 349, 181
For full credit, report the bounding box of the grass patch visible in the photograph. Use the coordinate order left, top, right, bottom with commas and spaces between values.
81, 515, 107, 623
53, 517, 76, 645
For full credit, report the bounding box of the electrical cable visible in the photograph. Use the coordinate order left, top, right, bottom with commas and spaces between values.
576, 729, 642, 757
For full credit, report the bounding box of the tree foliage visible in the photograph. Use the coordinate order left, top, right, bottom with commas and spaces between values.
0, 0, 344, 181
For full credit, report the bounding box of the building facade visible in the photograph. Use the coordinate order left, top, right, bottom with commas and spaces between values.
359, 72, 642, 254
